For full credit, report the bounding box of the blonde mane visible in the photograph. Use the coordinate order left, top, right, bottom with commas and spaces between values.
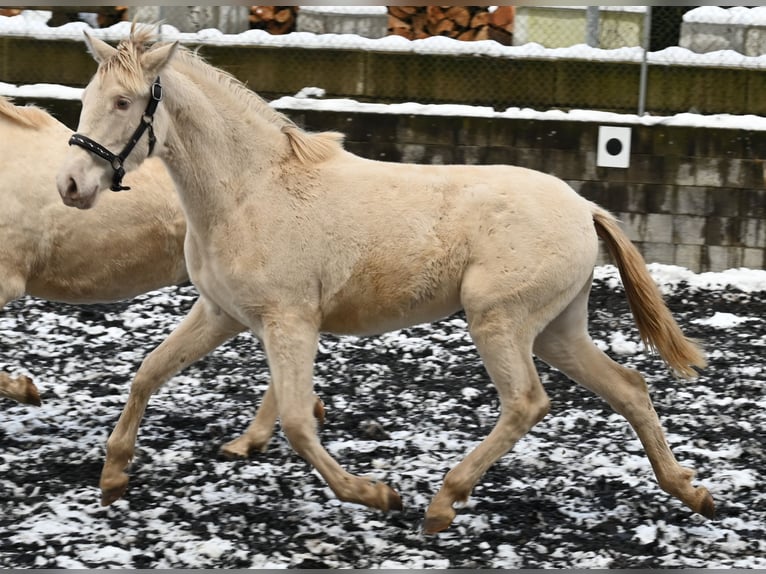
109, 25, 345, 165
0, 96, 58, 129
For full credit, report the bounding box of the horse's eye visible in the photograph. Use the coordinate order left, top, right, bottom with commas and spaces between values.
115, 98, 131, 111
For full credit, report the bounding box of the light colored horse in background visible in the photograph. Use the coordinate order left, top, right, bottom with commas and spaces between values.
0, 95, 187, 405
57, 27, 714, 533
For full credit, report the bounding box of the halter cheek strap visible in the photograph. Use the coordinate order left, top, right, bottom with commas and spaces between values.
68, 77, 163, 192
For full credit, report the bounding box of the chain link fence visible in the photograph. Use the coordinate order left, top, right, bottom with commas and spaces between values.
2, 6, 766, 116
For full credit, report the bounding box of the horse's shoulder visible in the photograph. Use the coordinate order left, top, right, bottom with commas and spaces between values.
282, 125, 345, 165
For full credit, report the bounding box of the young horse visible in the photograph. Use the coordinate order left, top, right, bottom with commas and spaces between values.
57, 28, 714, 533
0, 95, 186, 405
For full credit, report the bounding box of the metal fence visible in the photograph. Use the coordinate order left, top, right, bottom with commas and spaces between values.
2, 5, 766, 117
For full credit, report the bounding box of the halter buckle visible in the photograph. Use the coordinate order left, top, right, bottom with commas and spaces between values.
150, 79, 163, 103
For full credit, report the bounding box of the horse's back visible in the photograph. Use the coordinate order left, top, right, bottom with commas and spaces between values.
0, 96, 60, 130
319, 152, 598, 266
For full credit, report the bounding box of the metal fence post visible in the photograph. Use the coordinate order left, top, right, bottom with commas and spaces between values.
586, 6, 599, 47
638, 6, 652, 116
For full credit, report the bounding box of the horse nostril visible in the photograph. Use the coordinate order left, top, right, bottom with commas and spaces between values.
65, 178, 78, 198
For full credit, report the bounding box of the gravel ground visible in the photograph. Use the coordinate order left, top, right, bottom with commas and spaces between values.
1, 264, 764, 569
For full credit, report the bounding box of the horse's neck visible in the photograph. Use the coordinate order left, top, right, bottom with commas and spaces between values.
160, 68, 286, 230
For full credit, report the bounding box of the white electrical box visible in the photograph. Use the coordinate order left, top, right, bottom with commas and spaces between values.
596, 125, 632, 169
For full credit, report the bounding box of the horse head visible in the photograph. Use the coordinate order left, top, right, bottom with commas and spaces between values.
57, 26, 177, 209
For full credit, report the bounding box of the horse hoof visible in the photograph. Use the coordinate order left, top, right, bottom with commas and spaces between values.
313, 396, 326, 426
100, 476, 129, 506
422, 500, 457, 534
386, 488, 403, 512
100, 488, 124, 506
698, 490, 716, 519
219, 441, 253, 460
22, 376, 41, 406
422, 512, 455, 534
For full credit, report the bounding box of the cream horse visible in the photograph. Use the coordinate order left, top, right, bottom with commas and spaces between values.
0, 95, 187, 405
57, 27, 714, 533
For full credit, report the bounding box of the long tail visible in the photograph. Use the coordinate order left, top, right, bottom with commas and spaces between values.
592, 206, 706, 378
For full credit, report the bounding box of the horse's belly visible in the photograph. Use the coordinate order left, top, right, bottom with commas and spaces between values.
320, 288, 462, 336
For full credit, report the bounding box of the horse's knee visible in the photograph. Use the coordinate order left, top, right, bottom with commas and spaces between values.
505, 384, 550, 429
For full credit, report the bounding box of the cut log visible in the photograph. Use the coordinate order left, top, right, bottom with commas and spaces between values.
388, 5, 418, 20
249, 6, 298, 34
490, 6, 515, 30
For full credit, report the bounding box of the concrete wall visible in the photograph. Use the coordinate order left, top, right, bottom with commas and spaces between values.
681, 19, 766, 56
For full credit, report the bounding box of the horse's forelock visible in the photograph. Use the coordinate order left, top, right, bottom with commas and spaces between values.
98, 29, 160, 94
129, 21, 157, 46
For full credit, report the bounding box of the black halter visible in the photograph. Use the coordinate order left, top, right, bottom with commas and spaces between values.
69, 77, 163, 192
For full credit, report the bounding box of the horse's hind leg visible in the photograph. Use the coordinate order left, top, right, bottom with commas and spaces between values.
100, 296, 245, 505
424, 304, 550, 533
532, 278, 715, 518
219, 384, 325, 458
258, 314, 402, 513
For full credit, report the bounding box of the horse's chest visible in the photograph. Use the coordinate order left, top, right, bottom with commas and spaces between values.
184, 235, 280, 321
184, 238, 240, 300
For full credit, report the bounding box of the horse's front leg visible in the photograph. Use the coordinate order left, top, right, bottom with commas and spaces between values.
261, 314, 402, 513
100, 296, 244, 505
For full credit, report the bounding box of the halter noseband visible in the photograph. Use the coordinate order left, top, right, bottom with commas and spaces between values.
68, 77, 163, 192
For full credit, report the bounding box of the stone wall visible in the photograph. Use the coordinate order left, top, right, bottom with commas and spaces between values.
17, 98, 764, 273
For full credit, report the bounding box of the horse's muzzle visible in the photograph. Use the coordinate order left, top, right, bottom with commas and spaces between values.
58, 175, 98, 210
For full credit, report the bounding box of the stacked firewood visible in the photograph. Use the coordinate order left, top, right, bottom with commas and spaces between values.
96, 6, 127, 28
387, 6, 514, 44
249, 6, 298, 34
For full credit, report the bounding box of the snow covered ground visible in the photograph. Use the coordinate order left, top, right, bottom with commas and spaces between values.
1, 264, 764, 568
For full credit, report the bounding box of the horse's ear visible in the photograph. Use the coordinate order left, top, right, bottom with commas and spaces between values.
83, 31, 117, 63
142, 41, 179, 78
